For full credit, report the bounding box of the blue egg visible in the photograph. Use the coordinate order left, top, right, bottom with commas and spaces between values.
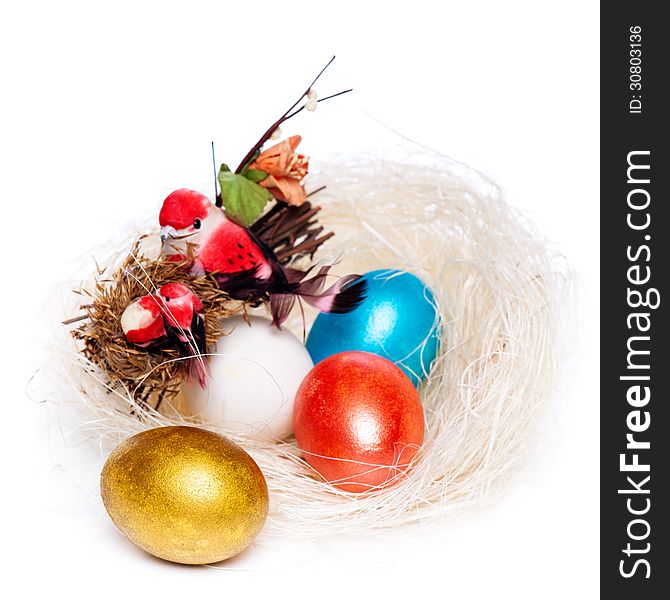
306, 269, 441, 386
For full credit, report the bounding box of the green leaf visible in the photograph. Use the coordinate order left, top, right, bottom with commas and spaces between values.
218, 167, 272, 227
243, 168, 268, 183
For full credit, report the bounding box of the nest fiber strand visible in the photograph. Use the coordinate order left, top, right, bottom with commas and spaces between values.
47, 151, 564, 537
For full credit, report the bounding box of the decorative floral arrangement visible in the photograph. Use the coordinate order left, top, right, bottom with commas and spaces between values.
45, 57, 565, 565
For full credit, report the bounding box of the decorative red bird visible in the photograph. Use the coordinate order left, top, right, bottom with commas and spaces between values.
157, 282, 209, 387
159, 189, 366, 325
120, 282, 209, 387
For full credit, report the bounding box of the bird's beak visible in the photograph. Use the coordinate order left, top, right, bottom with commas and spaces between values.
160, 226, 177, 242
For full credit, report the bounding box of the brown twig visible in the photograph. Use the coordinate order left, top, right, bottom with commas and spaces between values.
276, 232, 335, 263
307, 185, 327, 198
251, 201, 334, 265
283, 89, 353, 123
235, 56, 349, 174
62, 314, 89, 325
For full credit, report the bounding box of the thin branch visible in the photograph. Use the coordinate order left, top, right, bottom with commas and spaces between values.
285, 89, 353, 121
62, 314, 89, 325
307, 185, 327, 198
235, 56, 339, 173
276, 232, 335, 262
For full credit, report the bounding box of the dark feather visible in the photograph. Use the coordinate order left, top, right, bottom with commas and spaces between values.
214, 265, 271, 301
268, 293, 296, 327
164, 313, 209, 388
325, 276, 367, 313
189, 311, 207, 356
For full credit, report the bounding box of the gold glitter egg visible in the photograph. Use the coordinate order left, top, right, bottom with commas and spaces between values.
100, 426, 269, 564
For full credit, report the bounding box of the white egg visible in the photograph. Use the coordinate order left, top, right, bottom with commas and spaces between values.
180, 315, 313, 440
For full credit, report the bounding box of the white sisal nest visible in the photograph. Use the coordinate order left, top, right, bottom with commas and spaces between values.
43, 149, 565, 538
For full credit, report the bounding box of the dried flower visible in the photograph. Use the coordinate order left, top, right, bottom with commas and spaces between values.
249, 135, 309, 206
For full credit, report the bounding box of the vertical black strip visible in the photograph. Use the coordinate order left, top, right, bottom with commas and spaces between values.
601, 3, 668, 595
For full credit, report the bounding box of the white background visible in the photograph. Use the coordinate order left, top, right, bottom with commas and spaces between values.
1, 1, 599, 598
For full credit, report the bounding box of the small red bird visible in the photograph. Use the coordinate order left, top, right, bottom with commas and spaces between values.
120, 283, 209, 387
159, 189, 366, 325
156, 282, 208, 387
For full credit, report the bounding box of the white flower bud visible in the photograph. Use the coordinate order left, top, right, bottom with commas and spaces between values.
305, 98, 318, 112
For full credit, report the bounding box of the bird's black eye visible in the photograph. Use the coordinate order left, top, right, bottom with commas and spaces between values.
193, 219, 201, 229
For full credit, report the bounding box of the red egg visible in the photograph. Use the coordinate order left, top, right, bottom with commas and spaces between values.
293, 351, 425, 492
